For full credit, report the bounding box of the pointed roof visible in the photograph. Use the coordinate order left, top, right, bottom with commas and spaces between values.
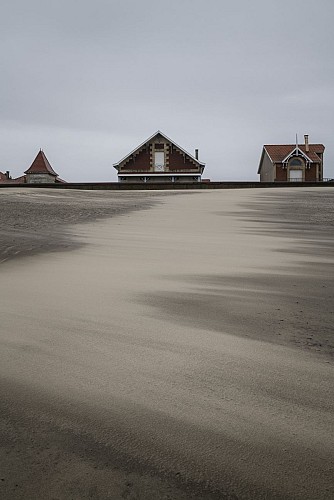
113, 130, 206, 169
24, 150, 58, 176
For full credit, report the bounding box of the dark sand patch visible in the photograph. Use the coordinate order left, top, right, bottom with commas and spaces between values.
139, 189, 334, 359
1, 381, 223, 500
139, 267, 334, 359
1, 375, 333, 500
0, 189, 169, 262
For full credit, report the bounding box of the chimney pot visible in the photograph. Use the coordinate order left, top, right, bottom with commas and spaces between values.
5, 171, 10, 179
304, 134, 309, 152
195, 149, 199, 160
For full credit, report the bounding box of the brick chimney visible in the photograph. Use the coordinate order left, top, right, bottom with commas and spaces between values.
304, 134, 309, 152
5, 171, 10, 179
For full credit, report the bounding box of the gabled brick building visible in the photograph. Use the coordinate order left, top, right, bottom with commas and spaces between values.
113, 131, 205, 183
258, 135, 325, 182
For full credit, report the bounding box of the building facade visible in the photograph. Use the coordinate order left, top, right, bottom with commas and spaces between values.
24, 150, 60, 183
258, 135, 325, 182
113, 131, 205, 183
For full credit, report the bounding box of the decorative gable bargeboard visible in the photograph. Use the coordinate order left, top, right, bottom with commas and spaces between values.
113, 131, 205, 183
258, 135, 325, 182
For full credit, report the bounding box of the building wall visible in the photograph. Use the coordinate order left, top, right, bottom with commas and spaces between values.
168, 148, 199, 172
175, 176, 201, 183
121, 148, 151, 171
260, 151, 276, 182
118, 175, 201, 184
274, 162, 322, 182
305, 164, 318, 182
275, 164, 287, 181
26, 173, 56, 184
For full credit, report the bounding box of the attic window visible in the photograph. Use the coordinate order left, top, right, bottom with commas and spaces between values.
155, 144, 164, 149
290, 158, 302, 166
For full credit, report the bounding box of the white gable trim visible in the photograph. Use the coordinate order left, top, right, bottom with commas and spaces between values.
258, 147, 273, 174
281, 147, 313, 164
113, 130, 205, 168
263, 146, 273, 163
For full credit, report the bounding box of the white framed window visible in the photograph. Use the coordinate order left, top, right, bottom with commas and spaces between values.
288, 157, 304, 182
289, 170, 303, 182
154, 152, 165, 171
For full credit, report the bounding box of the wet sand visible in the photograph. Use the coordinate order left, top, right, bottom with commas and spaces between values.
0, 187, 333, 499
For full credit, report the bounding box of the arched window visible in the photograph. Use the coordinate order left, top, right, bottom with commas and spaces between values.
290, 158, 302, 166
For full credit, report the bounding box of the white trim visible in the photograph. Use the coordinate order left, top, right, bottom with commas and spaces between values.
281, 147, 313, 164
258, 147, 272, 174
263, 146, 273, 163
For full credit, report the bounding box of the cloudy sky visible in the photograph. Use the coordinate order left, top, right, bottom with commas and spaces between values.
1, 0, 333, 182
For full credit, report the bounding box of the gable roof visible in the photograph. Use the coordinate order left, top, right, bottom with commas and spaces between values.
258, 143, 325, 174
24, 150, 58, 176
113, 130, 205, 169
264, 144, 324, 163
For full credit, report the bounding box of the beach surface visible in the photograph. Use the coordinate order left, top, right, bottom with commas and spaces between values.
0, 187, 333, 499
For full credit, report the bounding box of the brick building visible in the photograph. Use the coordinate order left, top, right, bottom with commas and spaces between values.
258, 135, 325, 182
113, 131, 205, 183
24, 150, 60, 183
0, 150, 65, 184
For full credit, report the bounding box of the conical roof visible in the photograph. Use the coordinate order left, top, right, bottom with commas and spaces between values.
24, 150, 58, 176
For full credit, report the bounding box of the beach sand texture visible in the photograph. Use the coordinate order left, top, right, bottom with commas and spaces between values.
0, 187, 333, 499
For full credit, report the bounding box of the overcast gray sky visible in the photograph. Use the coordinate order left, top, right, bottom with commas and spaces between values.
1, 0, 333, 182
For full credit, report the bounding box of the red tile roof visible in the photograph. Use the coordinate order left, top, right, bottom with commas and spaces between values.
264, 144, 324, 163
0, 173, 27, 183
24, 150, 58, 176
11, 175, 27, 184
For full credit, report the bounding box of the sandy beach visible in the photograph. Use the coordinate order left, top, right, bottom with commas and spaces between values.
0, 187, 333, 499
